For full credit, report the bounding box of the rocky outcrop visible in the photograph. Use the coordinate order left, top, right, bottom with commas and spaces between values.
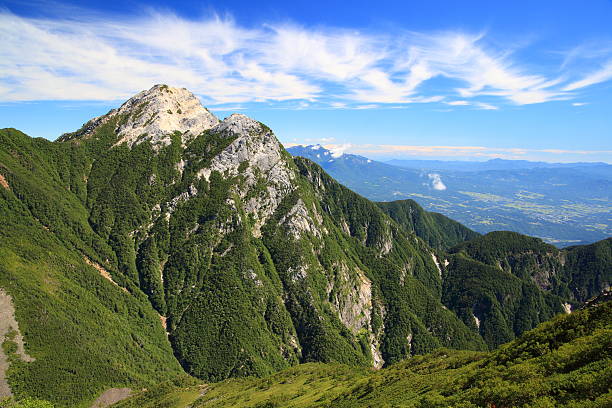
328, 263, 372, 334
60, 84, 219, 149
325, 263, 384, 368
0, 173, 9, 190
198, 114, 297, 237
278, 199, 323, 239
90, 388, 132, 408
0, 289, 35, 398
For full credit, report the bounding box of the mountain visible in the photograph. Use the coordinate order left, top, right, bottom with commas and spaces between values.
1, 85, 480, 406
450, 232, 611, 302
0, 85, 609, 406
443, 232, 611, 348
103, 300, 612, 408
287, 145, 612, 246
377, 200, 480, 250
387, 157, 612, 173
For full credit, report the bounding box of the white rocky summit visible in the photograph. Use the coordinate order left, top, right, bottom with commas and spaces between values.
113, 84, 220, 148
63, 84, 220, 149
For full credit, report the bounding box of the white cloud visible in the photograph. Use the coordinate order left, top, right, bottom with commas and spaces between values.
428, 173, 447, 190
0, 9, 611, 106
572, 102, 588, 106
474, 102, 499, 110
563, 60, 612, 91
328, 143, 352, 158
354, 104, 380, 109
445, 100, 470, 106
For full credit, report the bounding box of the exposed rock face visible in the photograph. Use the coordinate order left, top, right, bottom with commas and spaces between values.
278, 199, 322, 239
326, 263, 384, 367
379, 232, 393, 255
0, 173, 9, 190
431, 253, 442, 278
198, 114, 297, 237
113, 85, 219, 149
60, 84, 219, 149
90, 388, 133, 408
328, 263, 372, 335
562, 303, 572, 314
1, 289, 35, 398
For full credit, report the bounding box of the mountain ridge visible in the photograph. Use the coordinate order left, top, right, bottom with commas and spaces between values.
387, 157, 612, 171
0, 85, 609, 406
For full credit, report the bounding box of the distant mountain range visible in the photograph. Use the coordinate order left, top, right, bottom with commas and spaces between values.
387, 157, 612, 172
288, 145, 612, 246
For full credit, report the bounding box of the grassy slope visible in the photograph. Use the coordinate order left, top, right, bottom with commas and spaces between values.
114, 301, 612, 408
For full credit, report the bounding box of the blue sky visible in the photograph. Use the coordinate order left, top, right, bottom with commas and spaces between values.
1, 0, 612, 162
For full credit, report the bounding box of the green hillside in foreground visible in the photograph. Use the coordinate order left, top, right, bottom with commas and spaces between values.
111, 300, 611, 407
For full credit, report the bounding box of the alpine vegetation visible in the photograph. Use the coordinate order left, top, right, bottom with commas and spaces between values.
0, 85, 609, 407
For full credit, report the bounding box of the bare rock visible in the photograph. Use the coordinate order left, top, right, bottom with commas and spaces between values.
113, 84, 219, 149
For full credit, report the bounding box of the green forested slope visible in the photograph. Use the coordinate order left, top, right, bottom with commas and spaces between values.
0, 129, 183, 407
113, 300, 612, 408
377, 199, 480, 250
563, 238, 611, 302
443, 231, 611, 348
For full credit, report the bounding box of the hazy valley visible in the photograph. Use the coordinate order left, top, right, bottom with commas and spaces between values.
288, 145, 612, 247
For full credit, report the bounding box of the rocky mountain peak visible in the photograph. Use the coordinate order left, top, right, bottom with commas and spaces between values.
112, 84, 220, 148
60, 84, 220, 149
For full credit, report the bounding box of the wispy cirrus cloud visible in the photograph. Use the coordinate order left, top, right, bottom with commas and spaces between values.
563, 60, 612, 91
1, 8, 611, 107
